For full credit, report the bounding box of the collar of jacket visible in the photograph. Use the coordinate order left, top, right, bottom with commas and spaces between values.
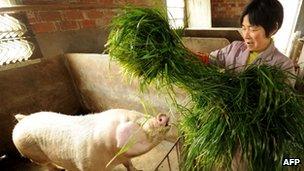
235, 40, 276, 71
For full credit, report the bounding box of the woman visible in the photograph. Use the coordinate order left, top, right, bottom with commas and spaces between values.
207, 0, 296, 170
209, 0, 295, 85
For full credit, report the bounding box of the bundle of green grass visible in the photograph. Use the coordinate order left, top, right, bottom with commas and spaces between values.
106, 7, 304, 170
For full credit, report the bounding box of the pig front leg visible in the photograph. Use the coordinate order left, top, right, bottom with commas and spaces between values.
116, 121, 154, 156
123, 160, 142, 171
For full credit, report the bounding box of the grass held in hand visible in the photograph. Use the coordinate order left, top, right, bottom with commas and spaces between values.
106, 6, 304, 171
106, 6, 210, 89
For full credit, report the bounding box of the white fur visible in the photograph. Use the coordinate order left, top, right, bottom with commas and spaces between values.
12, 109, 170, 171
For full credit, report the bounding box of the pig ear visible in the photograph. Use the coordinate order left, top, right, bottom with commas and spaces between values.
116, 122, 140, 148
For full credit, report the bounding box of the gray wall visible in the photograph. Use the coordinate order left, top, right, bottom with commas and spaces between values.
35, 28, 109, 58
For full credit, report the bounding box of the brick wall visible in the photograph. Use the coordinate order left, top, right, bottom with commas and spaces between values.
211, 0, 249, 27
22, 0, 249, 34
22, 0, 158, 33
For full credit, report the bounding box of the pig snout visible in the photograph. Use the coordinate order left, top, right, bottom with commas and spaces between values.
156, 113, 169, 127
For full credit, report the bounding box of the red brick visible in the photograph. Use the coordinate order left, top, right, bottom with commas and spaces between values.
211, 1, 248, 27
39, 11, 61, 21
86, 10, 102, 19
81, 20, 96, 28
31, 22, 56, 33
27, 17, 37, 24
26, 12, 38, 24
80, 0, 97, 3
54, 22, 61, 30
126, 0, 147, 6
26, 11, 35, 19
22, 0, 66, 5
115, 0, 149, 6
59, 21, 79, 31
100, 10, 115, 26
64, 10, 83, 20
99, 0, 114, 5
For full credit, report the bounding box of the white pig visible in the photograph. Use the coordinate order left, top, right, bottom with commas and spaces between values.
12, 109, 170, 171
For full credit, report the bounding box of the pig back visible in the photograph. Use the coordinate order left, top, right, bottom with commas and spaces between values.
12, 112, 97, 169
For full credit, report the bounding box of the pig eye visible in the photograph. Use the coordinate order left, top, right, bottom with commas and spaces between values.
159, 118, 162, 122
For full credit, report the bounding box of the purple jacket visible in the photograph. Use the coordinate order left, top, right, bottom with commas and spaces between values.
210, 41, 295, 74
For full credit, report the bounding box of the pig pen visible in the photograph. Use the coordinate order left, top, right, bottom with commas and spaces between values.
0, 37, 230, 171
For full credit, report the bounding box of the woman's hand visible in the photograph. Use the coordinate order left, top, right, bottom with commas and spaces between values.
193, 51, 209, 64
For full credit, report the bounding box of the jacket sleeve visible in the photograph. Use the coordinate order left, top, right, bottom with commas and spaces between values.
209, 41, 238, 67
281, 60, 296, 87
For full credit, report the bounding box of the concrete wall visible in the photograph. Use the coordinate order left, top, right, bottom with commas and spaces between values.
182, 37, 229, 53
35, 28, 108, 58
63, 36, 231, 113
64, 53, 176, 114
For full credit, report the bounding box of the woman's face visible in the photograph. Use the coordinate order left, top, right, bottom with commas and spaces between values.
241, 15, 271, 53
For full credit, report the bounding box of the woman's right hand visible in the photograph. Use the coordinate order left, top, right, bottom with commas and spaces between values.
193, 51, 210, 64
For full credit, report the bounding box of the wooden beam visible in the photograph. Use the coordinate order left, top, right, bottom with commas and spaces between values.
184, 28, 243, 42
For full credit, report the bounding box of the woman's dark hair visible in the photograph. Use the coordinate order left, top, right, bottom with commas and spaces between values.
240, 0, 283, 37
